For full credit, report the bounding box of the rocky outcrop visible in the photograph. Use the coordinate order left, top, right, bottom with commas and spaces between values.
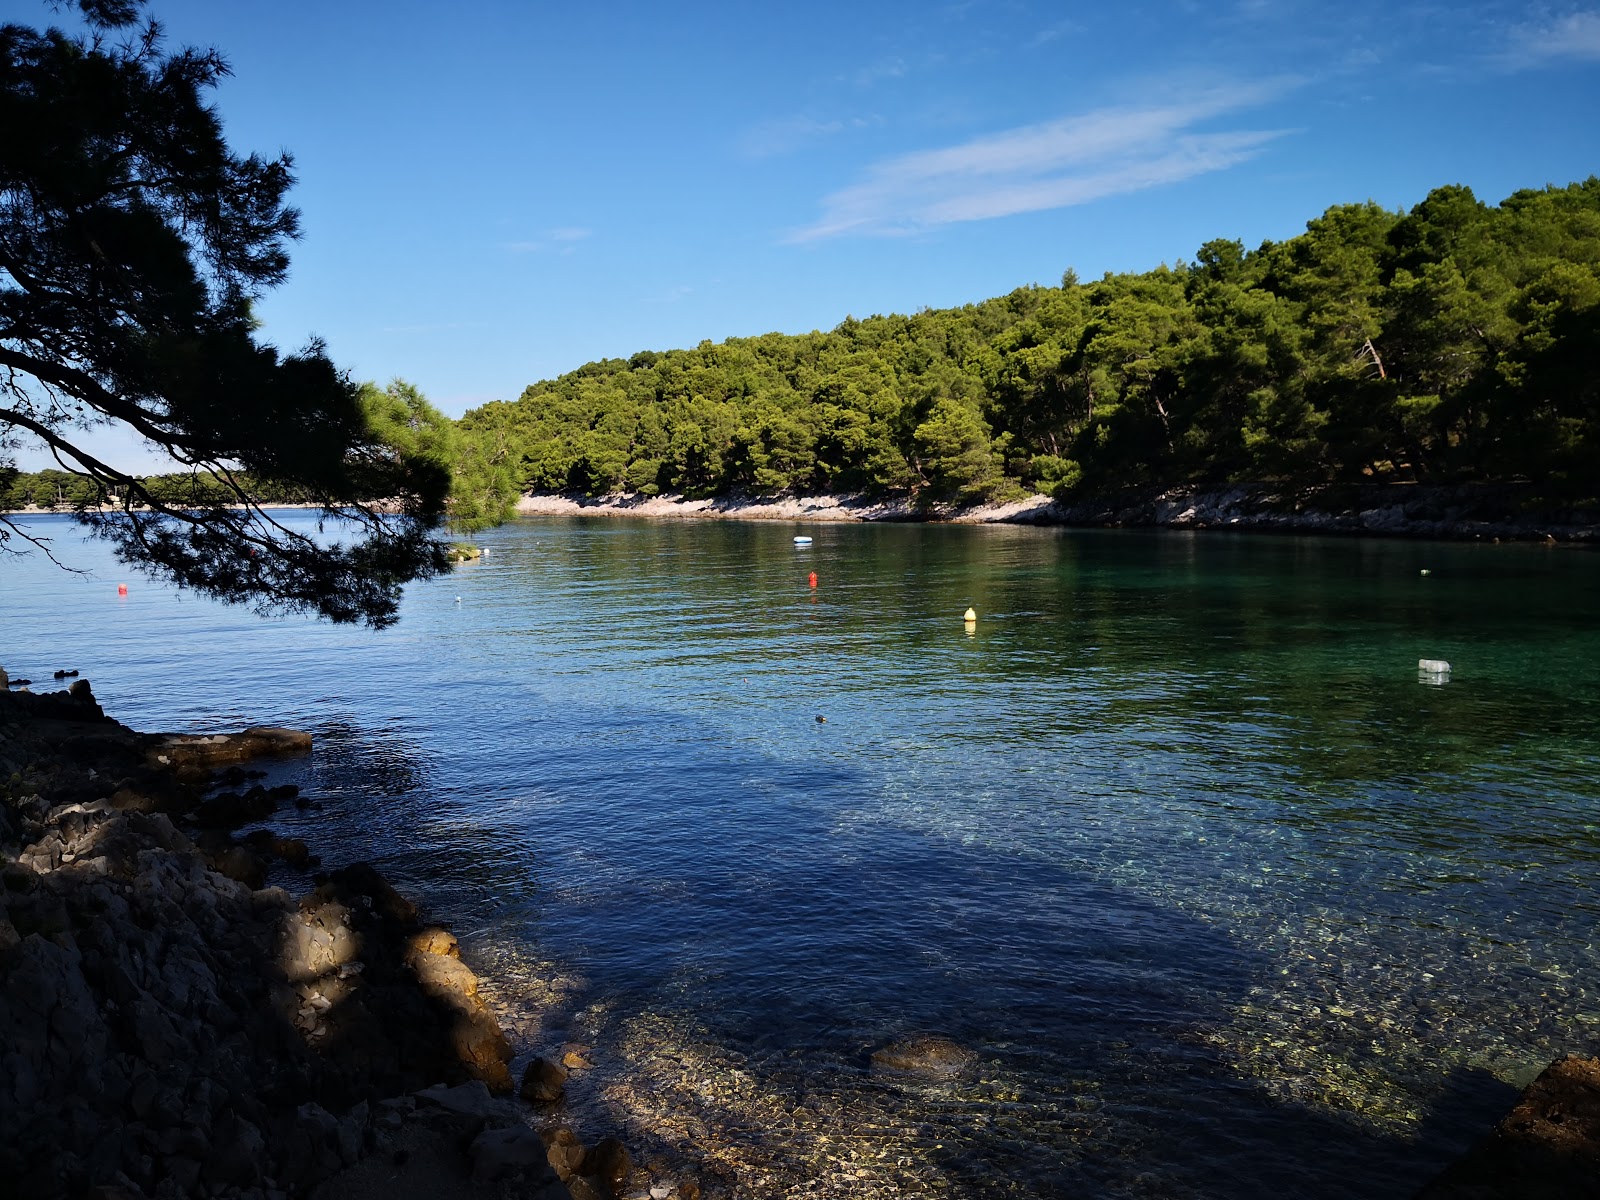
1416, 1055, 1600, 1199
1030, 482, 1600, 542
0, 686, 573, 1200
516, 482, 1600, 542
148, 727, 313, 769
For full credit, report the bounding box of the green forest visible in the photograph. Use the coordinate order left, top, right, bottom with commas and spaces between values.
450, 177, 1600, 526
6, 178, 1597, 530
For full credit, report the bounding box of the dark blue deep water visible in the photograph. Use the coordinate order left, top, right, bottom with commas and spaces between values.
4, 512, 1599, 1198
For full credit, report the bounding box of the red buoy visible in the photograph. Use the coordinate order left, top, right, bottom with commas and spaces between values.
117, 583, 128, 596
808, 572, 818, 588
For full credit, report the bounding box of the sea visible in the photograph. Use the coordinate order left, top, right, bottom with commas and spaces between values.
4, 510, 1598, 1198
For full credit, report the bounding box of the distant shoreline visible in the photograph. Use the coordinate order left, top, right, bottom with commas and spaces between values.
516, 482, 1600, 543
0, 502, 328, 516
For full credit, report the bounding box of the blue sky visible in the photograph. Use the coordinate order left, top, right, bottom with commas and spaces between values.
9, 0, 1600, 468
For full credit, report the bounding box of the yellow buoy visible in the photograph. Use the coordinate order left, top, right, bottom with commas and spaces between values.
963, 607, 977, 622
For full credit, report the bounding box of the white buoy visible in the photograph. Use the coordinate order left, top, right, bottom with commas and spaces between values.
964, 607, 977, 622
1418, 658, 1451, 682
1419, 568, 1431, 576
793, 535, 813, 545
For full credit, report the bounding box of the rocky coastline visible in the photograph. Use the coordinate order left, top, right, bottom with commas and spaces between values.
0, 680, 655, 1200
5, 678, 1598, 1199
515, 482, 1599, 543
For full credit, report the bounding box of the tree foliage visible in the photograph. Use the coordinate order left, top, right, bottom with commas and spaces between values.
459, 178, 1600, 508
1, 2, 449, 626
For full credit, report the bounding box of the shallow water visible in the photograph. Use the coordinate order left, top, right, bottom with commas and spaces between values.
4, 512, 1599, 1197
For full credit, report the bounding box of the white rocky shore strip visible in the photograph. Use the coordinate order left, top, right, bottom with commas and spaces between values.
516, 483, 1599, 542
0, 681, 675, 1200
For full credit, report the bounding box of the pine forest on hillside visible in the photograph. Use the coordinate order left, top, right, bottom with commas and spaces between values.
6, 178, 1598, 530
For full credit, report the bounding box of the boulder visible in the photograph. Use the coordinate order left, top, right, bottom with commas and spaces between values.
519, 1056, 568, 1105
544, 1126, 586, 1179
469, 1125, 557, 1181
582, 1136, 632, 1187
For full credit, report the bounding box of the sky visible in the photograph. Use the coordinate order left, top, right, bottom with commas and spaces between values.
7, 0, 1600, 470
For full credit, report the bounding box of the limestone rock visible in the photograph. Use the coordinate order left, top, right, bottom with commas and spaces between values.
147, 726, 312, 769
409, 926, 459, 957
544, 1126, 587, 1178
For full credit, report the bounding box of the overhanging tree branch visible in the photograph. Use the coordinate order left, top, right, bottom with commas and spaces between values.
1, 0, 452, 627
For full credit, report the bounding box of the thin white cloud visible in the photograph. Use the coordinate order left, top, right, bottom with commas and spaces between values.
738, 114, 877, 159
853, 56, 908, 87
1505, 10, 1600, 66
786, 85, 1290, 242
504, 227, 592, 254
1029, 20, 1079, 48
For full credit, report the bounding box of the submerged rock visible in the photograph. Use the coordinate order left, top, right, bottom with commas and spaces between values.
869, 1032, 978, 1078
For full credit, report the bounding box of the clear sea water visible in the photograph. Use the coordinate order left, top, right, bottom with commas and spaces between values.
4, 511, 1599, 1198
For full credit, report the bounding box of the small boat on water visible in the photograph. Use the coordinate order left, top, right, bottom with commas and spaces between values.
793, 535, 813, 545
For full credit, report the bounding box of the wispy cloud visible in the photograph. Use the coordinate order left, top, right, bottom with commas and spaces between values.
786, 84, 1291, 242
738, 114, 877, 159
1504, 10, 1600, 67
504, 227, 592, 254
1028, 20, 1079, 48
852, 56, 908, 87
642, 285, 694, 305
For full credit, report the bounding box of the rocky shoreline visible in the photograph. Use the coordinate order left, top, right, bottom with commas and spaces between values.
0, 681, 659, 1200
5, 680, 1598, 1199
515, 482, 1599, 543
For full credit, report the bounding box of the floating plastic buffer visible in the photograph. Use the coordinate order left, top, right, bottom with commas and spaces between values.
1418, 658, 1451, 684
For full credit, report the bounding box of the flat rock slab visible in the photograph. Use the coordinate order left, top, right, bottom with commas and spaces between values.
1417, 1054, 1600, 1198
147, 726, 312, 768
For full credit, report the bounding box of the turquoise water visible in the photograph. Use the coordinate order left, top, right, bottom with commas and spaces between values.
4, 512, 1599, 1198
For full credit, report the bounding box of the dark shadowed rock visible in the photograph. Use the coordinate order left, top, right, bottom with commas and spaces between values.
193, 786, 278, 829
470, 1125, 553, 1180
520, 1056, 568, 1105
582, 1136, 632, 1187
1416, 1054, 1600, 1199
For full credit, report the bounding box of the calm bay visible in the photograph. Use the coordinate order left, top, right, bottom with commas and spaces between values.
4, 512, 1598, 1198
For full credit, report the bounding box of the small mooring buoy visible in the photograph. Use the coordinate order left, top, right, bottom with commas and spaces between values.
1418, 658, 1451, 684
964, 607, 977, 623
808, 571, 818, 588
816, 715, 827, 724
117, 583, 128, 596
1420, 568, 1432, 576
